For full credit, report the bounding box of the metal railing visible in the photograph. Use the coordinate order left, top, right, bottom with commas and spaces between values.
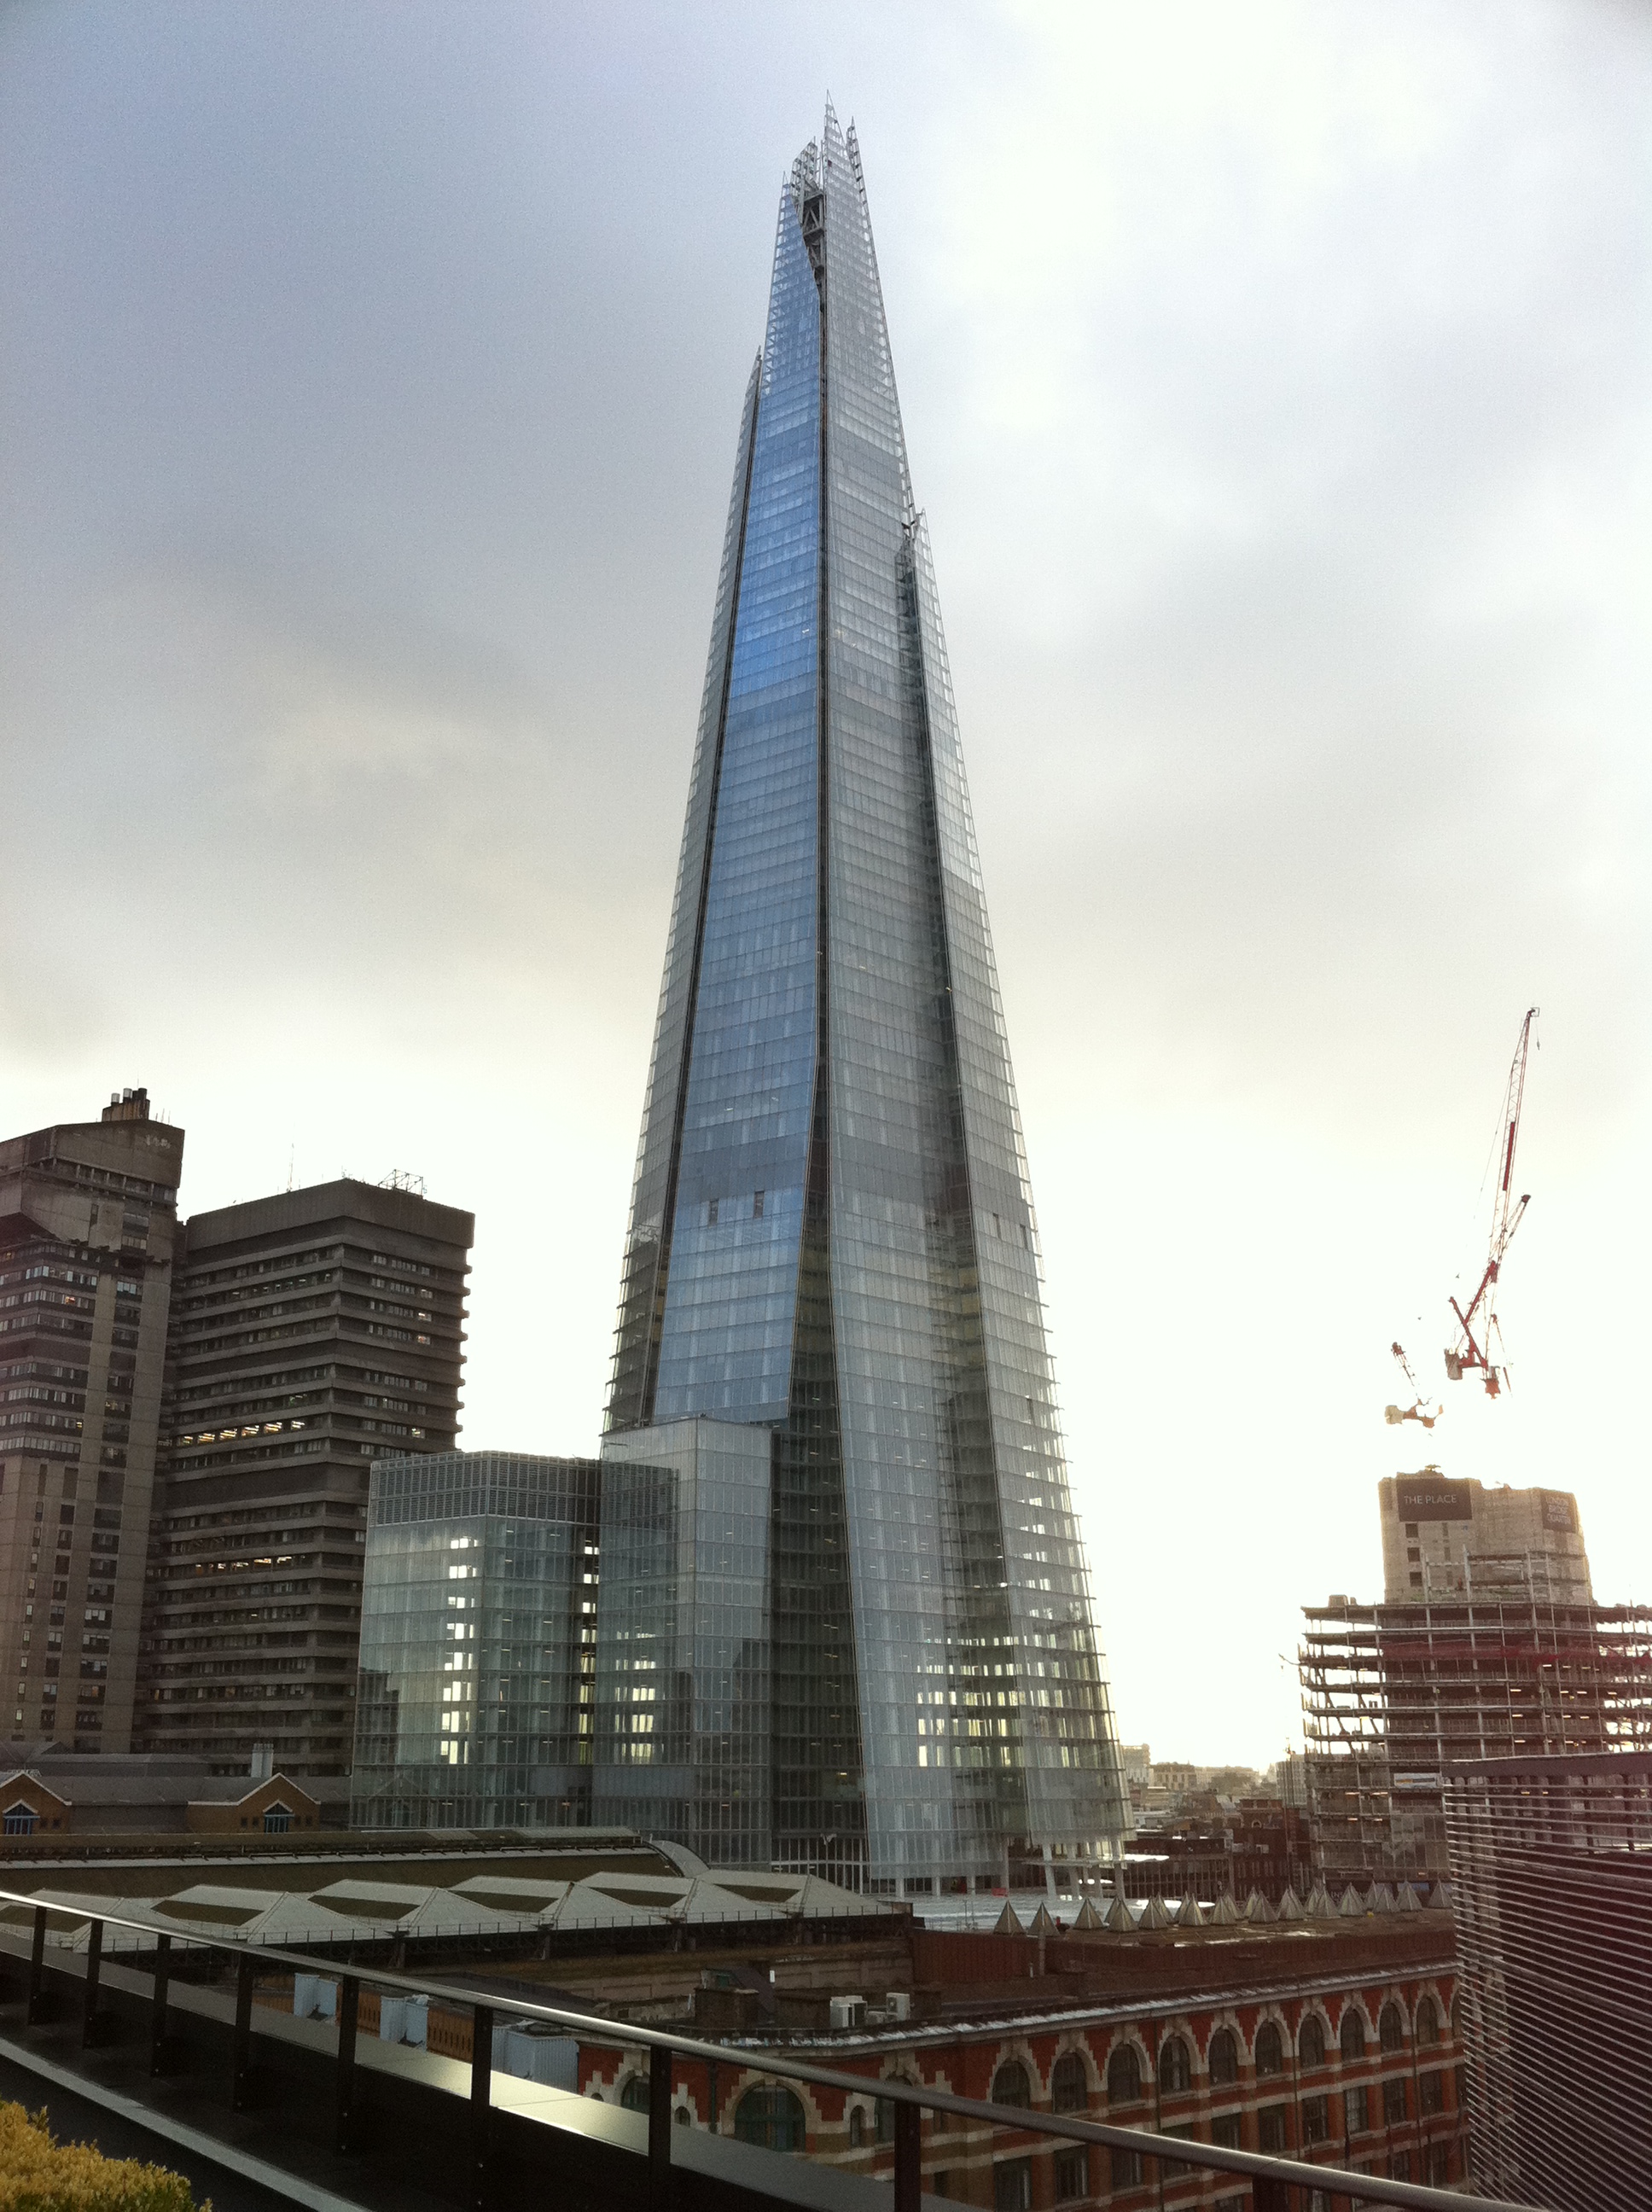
0, 1887, 1542, 2212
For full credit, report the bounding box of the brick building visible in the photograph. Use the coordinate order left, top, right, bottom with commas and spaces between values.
581, 1916, 1467, 2205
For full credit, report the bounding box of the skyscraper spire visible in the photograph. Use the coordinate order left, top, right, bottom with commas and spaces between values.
601, 108, 1126, 1895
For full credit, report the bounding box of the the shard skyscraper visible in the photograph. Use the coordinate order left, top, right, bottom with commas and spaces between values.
597, 108, 1126, 1898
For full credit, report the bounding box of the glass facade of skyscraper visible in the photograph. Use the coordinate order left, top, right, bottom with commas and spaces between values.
605, 108, 1127, 1895
351, 1451, 599, 1831
592, 1417, 773, 1870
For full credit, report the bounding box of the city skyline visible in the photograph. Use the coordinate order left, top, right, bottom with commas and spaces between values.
4, 4, 1650, 1771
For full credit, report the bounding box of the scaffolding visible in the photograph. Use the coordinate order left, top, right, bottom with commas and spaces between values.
1299, 1571, 1652, 1883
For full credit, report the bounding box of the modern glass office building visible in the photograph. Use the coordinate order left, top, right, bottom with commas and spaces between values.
603, 108, 1127, 1895
351, 1452, 599, 1831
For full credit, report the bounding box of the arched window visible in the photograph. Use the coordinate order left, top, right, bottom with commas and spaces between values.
1208, 2029, 1238, 2087
849, 2107, 866, 2149
1416, 1996, 1440, 2047
674, 2106, 690, 2128
1379, 2003, 1405, 2054
3, 1804, 38, 1837
1051, 2051, 1088, 2113
620, 2076, 650, 2113
735, 2087, 805, 2155
1108, 2046, 1143, 2104
1159, 2037, 1191, 2095
1255, 2022, 1283, 2078
1341, 2009, 1367, 2063
1299, 2015, 1326, 2069
992, 2062, 1032, 2110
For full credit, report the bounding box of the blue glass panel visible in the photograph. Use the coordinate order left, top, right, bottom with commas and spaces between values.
651, 189, 822, 1427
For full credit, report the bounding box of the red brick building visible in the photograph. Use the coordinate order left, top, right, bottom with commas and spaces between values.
582, 1920, 1467, 2207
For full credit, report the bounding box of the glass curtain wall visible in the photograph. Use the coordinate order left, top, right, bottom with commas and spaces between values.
350, 1452, 598, 1831
605, 106, 1126, 1893
593, 1417, 773, 1869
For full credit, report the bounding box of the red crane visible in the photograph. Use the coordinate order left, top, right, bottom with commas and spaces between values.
1445, 1006, 1539, 1397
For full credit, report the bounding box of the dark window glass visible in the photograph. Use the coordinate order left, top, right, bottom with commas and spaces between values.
1416, 1996, 1440, 2047
849, 2108, 865, 2147
1111, 2146, 1143, 2188
1391, 2151, 1411, 2183
1108, 2046, 1143, 2103
1341, 2008, 1367, 2063
734, 2087, 805, 2154
993, 2157, 1032, 2212
1347, 2085, 1370, 2134
1299, 2015, 1326, 2069
1159, 2037, 1191, 2094
620, 2077, 649, 2112
1379, 2003, 1405, 2053
1160, 2124, 1195, 2178
1208, 2029, 1238, 2086
1383, 2077, 1408, 2126
1421, 2069, 1445, 2116
1050, 2052, 1088, 2113
1213, 2112, 1242, 2149
1255, 2022, 1284, 2077
1259, 2104, 1288, 2152
1302, 2094, 1329, 2145
1053, 2145, 1088, 2203
991, 2062, 1032, 2110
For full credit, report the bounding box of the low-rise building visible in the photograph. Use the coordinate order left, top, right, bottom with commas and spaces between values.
0, 1748, 343, 1835
581, 1910, 1467, 2203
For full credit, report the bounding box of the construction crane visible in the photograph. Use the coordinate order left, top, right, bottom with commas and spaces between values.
1384, 1342, 1439, 1429
1445, 1006, 1539, 1398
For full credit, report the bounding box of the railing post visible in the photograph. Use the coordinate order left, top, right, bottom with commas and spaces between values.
81, 1916, 103, 2046
649, 2042, 672, 2206
334, 1976, 360, 2154
893, 2098, 921, 2212
230, 1953, 255, 2110
149, 1936, 171, 2077
26, 1905, 48, 2023
470, 2004, 493, 2212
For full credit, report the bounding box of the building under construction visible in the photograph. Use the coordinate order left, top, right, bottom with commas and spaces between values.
1300, 1577, 1652, 1883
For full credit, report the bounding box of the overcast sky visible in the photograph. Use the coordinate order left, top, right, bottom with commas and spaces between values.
4, 2, 1649, 1769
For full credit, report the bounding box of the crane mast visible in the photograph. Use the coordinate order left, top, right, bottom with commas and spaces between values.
1446, 1006, 1539, 1397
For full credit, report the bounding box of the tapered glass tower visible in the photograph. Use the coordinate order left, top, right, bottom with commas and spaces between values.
602, 108, 1126, 1895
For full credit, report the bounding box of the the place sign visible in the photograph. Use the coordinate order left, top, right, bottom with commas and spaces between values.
1395, 1473, 1473, 1522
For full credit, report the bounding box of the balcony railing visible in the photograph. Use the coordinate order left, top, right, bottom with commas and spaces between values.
0, 1884, 1541, 2212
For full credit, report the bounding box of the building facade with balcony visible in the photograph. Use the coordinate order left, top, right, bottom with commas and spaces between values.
0, 1088, 184, 1753
137, 1177, 473, 1774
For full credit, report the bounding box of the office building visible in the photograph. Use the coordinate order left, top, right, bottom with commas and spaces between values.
593, 1417, 773, 1868
1446, 1749, 1652, 2212
602, 107, 1126, 1895
350, 1449, 600, 1831
137, 1178, 472, 1775
0, 1089, 184, 1752
1380, 1470, 1591, 1603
